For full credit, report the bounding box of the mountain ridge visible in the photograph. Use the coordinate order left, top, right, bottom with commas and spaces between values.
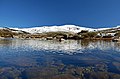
0, 25, 120, 34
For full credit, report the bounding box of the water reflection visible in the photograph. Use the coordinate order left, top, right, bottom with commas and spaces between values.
0, 39, 120, 79
0, 39, 119, 54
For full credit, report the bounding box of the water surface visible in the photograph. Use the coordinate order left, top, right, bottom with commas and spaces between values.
0, 39, 120, 79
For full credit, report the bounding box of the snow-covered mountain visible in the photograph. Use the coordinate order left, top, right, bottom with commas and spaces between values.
9, 25, 97, 34
0, 25, 120, 34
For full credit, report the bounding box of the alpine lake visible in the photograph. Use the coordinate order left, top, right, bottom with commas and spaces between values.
0, 38, 120, 79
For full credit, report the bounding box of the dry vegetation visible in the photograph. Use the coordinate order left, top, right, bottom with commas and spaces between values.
0, 27, 120, 40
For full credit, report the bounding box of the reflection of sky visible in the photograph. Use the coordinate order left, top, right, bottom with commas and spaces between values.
0, 38, 120, 76
0, 39, 120, 55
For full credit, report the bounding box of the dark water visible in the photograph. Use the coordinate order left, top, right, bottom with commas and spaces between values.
0, 39, 120, 79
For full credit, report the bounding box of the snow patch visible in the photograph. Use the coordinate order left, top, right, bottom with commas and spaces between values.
2, 25, 120, 34
10, 25, 96, 34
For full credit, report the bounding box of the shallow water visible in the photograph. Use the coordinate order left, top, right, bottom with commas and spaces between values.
0, 39, 120, 79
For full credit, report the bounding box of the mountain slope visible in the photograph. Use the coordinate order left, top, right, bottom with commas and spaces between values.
10, 25, 96, 34
0, 25, 120, 34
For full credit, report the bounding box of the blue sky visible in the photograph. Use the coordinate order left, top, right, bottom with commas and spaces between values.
0, 0, 120, 28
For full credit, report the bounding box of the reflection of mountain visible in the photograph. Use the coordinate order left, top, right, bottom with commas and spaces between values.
0, 39, 12, 45
4, 39, 119, 55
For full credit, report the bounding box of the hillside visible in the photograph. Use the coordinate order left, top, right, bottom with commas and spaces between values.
10, 25, 96, 34
8, 25, 120, 34
0, 25, 120, 39
0, 27, 29, 38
